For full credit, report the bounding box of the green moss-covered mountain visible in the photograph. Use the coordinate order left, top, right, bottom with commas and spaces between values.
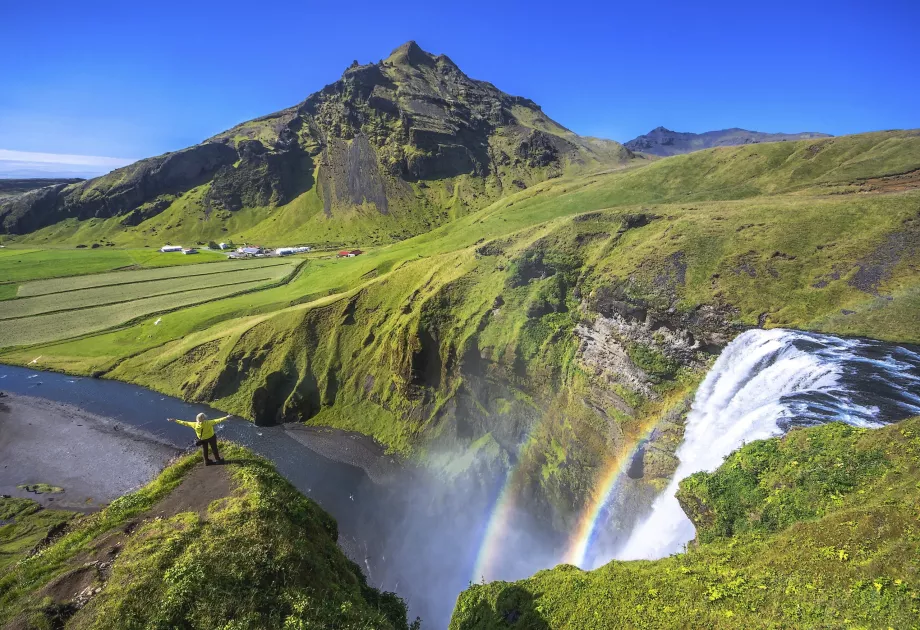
624, 126, 831, 156
451, 416, 920, 629
4, 129, 918, 540
0, 41, 632, 247
0, 444, 413, 630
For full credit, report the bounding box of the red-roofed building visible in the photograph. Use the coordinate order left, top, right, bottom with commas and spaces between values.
337, 249, 363, 258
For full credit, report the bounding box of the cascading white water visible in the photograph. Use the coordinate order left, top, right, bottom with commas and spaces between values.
613, 328, 920, 564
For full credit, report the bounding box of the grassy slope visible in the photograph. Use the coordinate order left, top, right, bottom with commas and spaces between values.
451, 417, 920, 629
0, 444, 412, 630
0, 499, 75, 572
0, 130, 917, 527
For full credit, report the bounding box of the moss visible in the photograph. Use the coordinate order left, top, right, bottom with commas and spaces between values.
627, 343, 680, 383
0, 498, 75, 571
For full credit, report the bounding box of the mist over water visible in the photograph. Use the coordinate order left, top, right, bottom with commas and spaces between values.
612, 328, 920, 565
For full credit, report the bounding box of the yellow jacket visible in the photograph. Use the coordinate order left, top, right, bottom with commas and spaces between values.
175, 416, 231, 440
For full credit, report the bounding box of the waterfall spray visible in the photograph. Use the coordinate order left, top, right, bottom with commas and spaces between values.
606, 328, 920, 565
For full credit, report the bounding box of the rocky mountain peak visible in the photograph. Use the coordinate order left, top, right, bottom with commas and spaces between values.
385, 40, 433, 67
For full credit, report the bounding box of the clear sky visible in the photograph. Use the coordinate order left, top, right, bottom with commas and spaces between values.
1, 0, 918, 173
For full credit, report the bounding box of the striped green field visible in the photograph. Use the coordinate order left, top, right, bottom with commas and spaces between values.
0, 264, 295, 320
0, 258, 301, 348
15, 258, 292, 297
0, 279, 282, 348
0, 247, 229, 284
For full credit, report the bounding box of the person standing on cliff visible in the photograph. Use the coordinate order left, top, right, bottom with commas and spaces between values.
167, 413, 232, 465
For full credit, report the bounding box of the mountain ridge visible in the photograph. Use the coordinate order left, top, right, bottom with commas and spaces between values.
625, 125, 831, 156
0, 41, 633, 244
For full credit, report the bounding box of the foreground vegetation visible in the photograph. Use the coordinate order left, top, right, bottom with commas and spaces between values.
0, 444, 413, 629
451, 417, 920, 629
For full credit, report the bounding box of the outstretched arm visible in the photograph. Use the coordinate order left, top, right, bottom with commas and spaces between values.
211, 415, 233, 425
169, 418, 194, 427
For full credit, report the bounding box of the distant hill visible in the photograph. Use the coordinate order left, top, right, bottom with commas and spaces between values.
0, 41, 632, 244
624, 126, 831, 156
0, 178, 84, 199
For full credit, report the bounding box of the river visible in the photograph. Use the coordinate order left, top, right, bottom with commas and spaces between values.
3, 328, 920, 627
0, 363, 487, 628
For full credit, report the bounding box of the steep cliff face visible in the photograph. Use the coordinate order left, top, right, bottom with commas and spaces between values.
0, 41, 632, 242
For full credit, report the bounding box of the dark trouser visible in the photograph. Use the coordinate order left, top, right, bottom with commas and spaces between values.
197, 435, 220, 462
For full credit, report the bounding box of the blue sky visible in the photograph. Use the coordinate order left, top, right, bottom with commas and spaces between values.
1, 0, 918, 175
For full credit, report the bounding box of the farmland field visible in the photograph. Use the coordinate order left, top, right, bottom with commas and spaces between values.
0, 247, 227, 284
0, 264, 295, 320
0, 258, 301, 348
0, 279, 282, 348
15, 258, 292, 297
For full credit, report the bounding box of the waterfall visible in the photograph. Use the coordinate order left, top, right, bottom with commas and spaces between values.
613, 328, 920, 564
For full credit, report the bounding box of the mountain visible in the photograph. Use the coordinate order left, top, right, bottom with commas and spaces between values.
624, 126, 832, 156
0, 41, 632, 244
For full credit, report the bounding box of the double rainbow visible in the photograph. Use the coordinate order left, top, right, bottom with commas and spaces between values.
471, 414, 661, 581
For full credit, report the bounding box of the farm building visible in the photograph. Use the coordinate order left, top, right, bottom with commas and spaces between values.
160, 245, 183, 253
337, 249, 363, 258
182, 248, 198, 255
237, 246, 262, 256
218, 242, 230, 250
276, 247, 296, 256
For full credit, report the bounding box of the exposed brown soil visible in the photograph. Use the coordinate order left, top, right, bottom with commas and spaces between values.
148, 463, 234, 520
38, 565, 98, 604
855, 168, 920, 193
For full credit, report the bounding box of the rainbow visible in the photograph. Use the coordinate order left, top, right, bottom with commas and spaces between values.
564, 418, 661, 568
469, 467, 519, 583
470, 430, 542, 583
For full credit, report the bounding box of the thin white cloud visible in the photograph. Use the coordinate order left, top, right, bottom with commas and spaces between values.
0, 149, 135, 168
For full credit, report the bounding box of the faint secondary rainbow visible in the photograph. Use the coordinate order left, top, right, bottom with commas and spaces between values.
470, 432, 541, 583
564, 418, 661, 568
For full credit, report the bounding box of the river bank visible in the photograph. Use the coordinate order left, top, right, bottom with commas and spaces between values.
0, 363, 495, 628
0, 393, 178, 511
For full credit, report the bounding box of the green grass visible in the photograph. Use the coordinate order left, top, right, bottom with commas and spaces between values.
0, 284, 17, 300
0, 444, 413, 629
16, 484, 65, 495
0, 264, 295, 321
0, 498, 75, 572
1, 130, 918, 529
0, 278, 282, 348
0, 247, 226, 284
451, 417, 920, 629
15, 257, 290, 297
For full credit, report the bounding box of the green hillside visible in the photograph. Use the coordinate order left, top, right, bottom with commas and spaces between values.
2, 130, 918, 535
450, 416, 920, 629
0, 445, 412, 630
